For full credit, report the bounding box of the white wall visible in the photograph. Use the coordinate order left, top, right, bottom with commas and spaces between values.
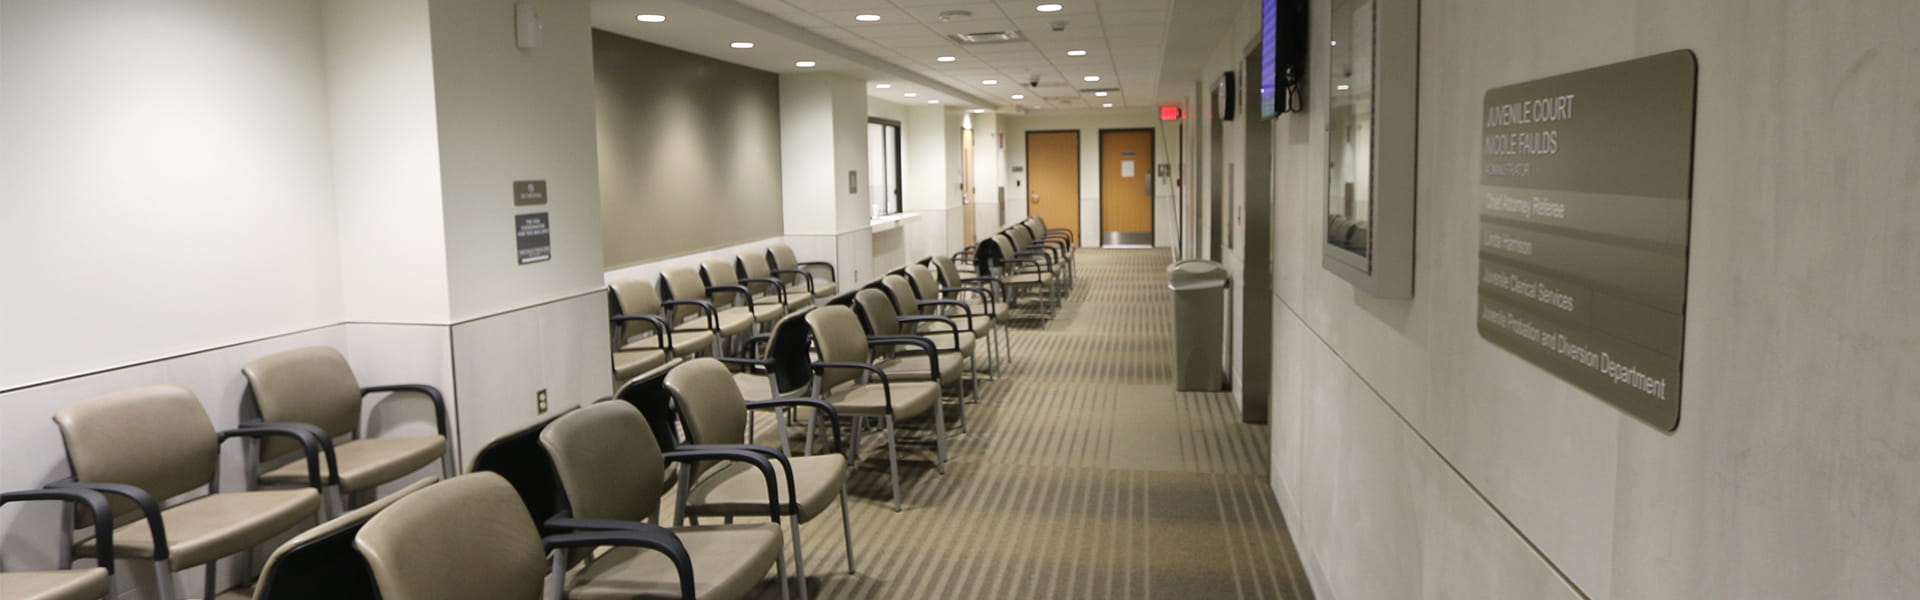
325, 0, 452, 324
1001, 110, 1177, 246
1216, 0, 1920, 598
0, 0, 343, 390
429, 0, 606, 322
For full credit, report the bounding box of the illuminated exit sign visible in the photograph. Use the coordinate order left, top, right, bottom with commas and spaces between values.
1159, 106, 1183, 121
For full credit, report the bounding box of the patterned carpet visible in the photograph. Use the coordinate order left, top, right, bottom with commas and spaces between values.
754, 248, 1314, 599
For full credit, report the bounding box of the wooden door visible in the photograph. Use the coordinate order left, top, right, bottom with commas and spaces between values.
1099, 129, 1154, 246
1025, 131, 1080, 244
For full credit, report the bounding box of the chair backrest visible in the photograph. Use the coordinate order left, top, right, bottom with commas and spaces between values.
468, 409, 574, 531
904, 264, 942, 302
928, 255, 964, 285
735, 248, 777, 296
804, 306, 869, 390
662, 359, 751, 482
1007, 224, 1034, 250
540, 402, 665, 524
658, 265, 709, 322
700, 258, 745, 306
878, 274, 924, 317
767, 242, 799, 272
609, 278, 666, 343
355, 473, 546, 600
253, 478, 433, 600
852, 287, 905, 337
242, 346, 363, 459
610, 366, 684, 453
53, 384, 217, 527
764, 307, 818, 395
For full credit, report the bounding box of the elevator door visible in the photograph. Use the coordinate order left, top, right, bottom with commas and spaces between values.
1099, 129, 1154, 246
1025, 131, 1080, 244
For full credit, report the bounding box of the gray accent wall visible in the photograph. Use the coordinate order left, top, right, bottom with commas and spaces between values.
593, 30, 783, 268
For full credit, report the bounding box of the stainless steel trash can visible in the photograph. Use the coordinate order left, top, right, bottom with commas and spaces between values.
1168, 260, 1229, 391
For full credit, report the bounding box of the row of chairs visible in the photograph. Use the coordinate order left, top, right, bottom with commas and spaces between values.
1, 218, 1079, 600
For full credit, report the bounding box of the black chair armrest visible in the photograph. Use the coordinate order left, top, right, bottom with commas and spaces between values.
740, 277, 790, 304
867, 336, 942, 382
705, 284, 753, 303
361, 384, 451, 438
611, 314, 673, 350
743, 398, 843, 452
222, 425, 331, 488
661, 300, 721, 331
661, 447, 786, 521
543, 523, 693, 600
49, 480, 167, 561
1, 487, 116, 572
771, 268, 818, 294
716, 356, 774, 369
677, 443, 800, 514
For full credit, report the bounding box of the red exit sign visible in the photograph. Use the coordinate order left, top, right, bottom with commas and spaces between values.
1159, 105, 1183, 121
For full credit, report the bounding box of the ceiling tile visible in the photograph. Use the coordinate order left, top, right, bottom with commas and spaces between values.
782, 0, 897, 10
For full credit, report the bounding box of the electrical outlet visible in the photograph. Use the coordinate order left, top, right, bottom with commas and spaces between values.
536, 389, 548, 414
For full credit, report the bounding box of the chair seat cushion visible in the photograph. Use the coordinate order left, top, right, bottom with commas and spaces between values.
687, 454, 847, 521
713, 307, 755, 336
77, 488, 319, 568
809, 280, 839, 297
613, 347, 671, 380
565, 523, 781, 600
0, 568, 110, 600
877, 351, 965, 386
913, 329, 976, 357
748, 302, 785, 323
732, 371, 774, 402
782, 291, 814, 311
261, 436, 445, 492
828, 380, 940, 419
666, 327, 716, 356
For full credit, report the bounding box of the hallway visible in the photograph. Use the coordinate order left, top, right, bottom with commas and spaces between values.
773, 249, 1313, 599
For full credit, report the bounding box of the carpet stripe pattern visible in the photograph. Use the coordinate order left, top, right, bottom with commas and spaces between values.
754, 248, 1313, 599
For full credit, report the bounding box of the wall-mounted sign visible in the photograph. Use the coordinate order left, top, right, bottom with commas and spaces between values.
516, 212, 551, 265
513, 180, 547, 206
1477, 50, 1697, 431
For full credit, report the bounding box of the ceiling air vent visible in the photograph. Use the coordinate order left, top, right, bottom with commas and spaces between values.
948, 30, 1024, 44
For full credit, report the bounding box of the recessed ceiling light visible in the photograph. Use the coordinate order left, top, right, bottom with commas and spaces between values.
928, 100, 941, 104
1082, 75, 1100, 82
1066, 49, 1087, 56
970, 109, 987, 113
1036, 3, 1064, 13
1336, 84, 1350, 91
636, 14, 666, 23
875, 83, 892, 89
1094, 91, 1108, 97
795, 60, 816, 67
904, 92, 919, 97
936, 56, 956, 62
982, 79, 998, 85
1331, 40, 1338, 46
1102, 103, 1113, 108
1011, 94, 1026, 99
730, 41, 754, 49
855, 13, 882, 22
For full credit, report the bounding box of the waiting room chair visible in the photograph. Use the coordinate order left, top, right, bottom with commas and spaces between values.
665, 358, 855, 598
905, 261, 1006, 372
540, 401, 791, 600
660, 265, 757, 355
612, 278, 722, 364
738, 248, 814, 311
851, 287, 971, 430
241, 347, 452, 516
767, 243, 838, 299
0, 486, 115, 600
355, 472, 701, 600
878, 272, 987, 381
249, 478, 433, 600
701, 258, 786, 331
804, 306, 948, 511
981, 233, 1061, 319
51, 384, 327, 600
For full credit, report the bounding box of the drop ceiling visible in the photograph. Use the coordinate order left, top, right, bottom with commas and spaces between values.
590, 0, 1240, 112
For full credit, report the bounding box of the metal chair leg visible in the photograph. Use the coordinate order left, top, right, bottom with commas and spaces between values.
153, 559, 179, 600
885, 415, 902, 512
838, 485, 857, 574
789, 516, 809, 600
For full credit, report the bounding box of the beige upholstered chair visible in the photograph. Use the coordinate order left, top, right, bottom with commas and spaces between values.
701, 258, 785, 329
250, 478, 433, 600
804, 306, 948, 511
660, 265, 756, 354
540, 402, 790, 600
985, 233, 1061, 318
738, 248, 813, 311
241, 347, 451, 516
852, 286, 975, 417
905, 262, 1006, 372
767, 243, 838, 298
612, 278, 720, 362
51, 384, 325, 600
664, 357, 854, 593
0, 486, 116, 600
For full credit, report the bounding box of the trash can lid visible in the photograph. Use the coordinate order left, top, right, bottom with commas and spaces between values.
1167, 260, 1229, 290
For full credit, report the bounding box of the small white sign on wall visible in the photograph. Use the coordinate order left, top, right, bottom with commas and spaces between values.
1121, 160, 1136, 178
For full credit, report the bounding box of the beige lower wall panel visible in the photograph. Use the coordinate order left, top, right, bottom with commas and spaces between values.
450, 292, 612, 467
